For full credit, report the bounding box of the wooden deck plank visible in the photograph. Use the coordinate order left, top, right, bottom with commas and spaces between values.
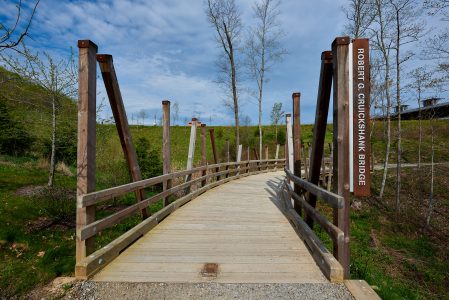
93, 172, 328, 283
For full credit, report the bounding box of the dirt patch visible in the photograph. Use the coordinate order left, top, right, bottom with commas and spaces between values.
15, 185, 45, 197
26, 277, 77, 300
26, 216, 54, 232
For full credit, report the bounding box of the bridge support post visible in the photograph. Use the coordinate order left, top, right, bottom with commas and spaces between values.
97, 54, 149, 219
185, 118, 197, 192
76, 40, 97, 274
209, 128, 219, 181
286, 114, 294, 178
201, 124, 207, 187
292, 92, 302, 216
236, 144, 242, 175
246, 146, 250, 173
306, 51, 333, 227
162, 100, 171, 206
275, 144, 280, 170
332, 37, 351, 279
225, 139, 230, 178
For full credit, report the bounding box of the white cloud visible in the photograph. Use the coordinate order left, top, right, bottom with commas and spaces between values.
12, 0, 352, 125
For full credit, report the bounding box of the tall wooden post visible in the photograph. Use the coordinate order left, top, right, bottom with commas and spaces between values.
275, 144, 280, 170
226, 139, 230, 162
97, 54, 149, 219
246, 146, 250, 173
225, 139, 230, 178
76, 40, 97, 268
209, 128, 219, 180
292, 92, 302, 215
185, 118, 197, 190
306, 51, 334, 227
286, 114, 294, 173
264, 145, 269, 170
236, 144, 242, 175
201, 124, 207, 187
332, 36, 351, 279
162, 100, 171, 206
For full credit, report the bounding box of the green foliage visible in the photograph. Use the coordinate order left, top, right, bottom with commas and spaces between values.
33, 186, 75, 224
135, 137, 163, 179
277, 129, 286, 145
254, 127, 261, 137
40, 125, 77, 165
0, 99, 34, 156
215, 127, 224, 139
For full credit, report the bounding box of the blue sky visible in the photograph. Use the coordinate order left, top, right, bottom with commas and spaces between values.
2, 0, 352, 125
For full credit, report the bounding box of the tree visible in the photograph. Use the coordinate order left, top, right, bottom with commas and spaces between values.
343, 0, 375, 38
366, 0, 395, 199
172, 101, 180, 125
407, 67, 434, 169
1, 47, 76, 187
424, 0, 449, 83
0, 0, 40, 52
206, 0, 242, 153
138, 109, 146, 126
246, 0, 286, 156
426, 108, 437, 227
270, 102, 284, 143
388, 0, 424, 211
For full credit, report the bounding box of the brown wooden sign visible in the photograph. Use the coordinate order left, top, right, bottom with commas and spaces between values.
352, 38, 371, 196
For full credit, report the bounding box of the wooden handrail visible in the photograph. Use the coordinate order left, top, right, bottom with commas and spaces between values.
79, 159, 285, 208
77, 160, 285, 240
284, 168, 343, 209
284, 180, 344, 245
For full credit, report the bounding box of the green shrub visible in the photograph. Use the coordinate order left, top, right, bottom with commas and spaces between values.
41, 125, 77, 165
216, 127, 224, 139
135, 137, 163, 179
277, 130, 286, 145
0, 100, 34, 156
33, 187, 75, 224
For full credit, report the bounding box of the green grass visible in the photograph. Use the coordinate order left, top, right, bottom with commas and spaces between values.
0, 155, 165, 297
311, 164, 449, 299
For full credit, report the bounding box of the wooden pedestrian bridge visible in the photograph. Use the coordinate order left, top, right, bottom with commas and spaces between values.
74, 38, 380, 299
76, 161, 343, 284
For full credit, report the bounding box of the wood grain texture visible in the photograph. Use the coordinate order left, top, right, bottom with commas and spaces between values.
97, 54, 149, 219
332, 36, 351, 278
93, 172, 327, 284
76, 40, 97, 268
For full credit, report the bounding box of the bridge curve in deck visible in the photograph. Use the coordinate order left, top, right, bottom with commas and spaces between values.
94, 172, 327, 284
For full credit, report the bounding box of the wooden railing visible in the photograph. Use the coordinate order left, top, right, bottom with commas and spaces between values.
279, 168, 345, 282
75, 158, 285, 278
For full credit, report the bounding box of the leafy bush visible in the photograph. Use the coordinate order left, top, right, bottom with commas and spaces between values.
0, 100, 34, 155
277, 130, 286, 145
33, 187, 75, 224
254, 127, 261, 137
135, 137, 163, 179
41, 125, 77, 166
215, 127, 224, 139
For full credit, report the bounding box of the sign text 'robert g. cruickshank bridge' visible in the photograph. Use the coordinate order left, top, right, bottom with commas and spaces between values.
73, 37, 380, 299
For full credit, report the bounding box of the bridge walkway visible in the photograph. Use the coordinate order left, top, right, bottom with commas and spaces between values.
93, 171, 327, 284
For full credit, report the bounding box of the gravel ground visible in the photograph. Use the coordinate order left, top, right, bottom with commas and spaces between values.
64, 281, 354, 300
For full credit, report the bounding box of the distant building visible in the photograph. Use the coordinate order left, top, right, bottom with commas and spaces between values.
374, 98, 449, 120
390, 98, 449, 120
392, 104, 410, 114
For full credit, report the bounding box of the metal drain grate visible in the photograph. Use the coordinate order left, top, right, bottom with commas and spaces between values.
201, 263, 219, 277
